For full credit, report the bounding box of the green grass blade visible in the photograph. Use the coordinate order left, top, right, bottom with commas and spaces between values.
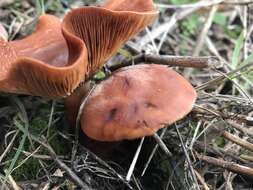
231, 31, 244, 69
36, 0, 45, 16
1, 97, 29, 188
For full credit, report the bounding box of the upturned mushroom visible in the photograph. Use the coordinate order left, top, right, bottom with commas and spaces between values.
65, 64, 197, 142
0, 0, 157, 98
0, 14, 87, 98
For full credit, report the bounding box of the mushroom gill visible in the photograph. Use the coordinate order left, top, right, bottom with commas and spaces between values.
0, 0, 157, 98
62, 0, 157, 77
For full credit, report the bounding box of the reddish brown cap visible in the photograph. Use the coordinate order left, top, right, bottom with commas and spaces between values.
62, 0, 157, 77
0, 15, 87, 98
79, 64, 197, 141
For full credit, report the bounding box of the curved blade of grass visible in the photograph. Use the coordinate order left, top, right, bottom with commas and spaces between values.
230, 54, 253, 80
36, 0, 45, 16
1, 97, 29, 190
232, 31, 245, 69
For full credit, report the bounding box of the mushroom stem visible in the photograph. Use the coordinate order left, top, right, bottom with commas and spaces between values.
71, 84, 96, 164
109, 54, 221, 71
152, 133, 172, 156
126, 137, 145, 182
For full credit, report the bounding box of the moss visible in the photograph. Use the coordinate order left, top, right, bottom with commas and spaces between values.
10, 157, 41, 181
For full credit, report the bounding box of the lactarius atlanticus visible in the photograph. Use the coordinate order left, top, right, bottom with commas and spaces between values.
0, 0, 157, 98
0, 15, 87, 98
67, 64, 197, 142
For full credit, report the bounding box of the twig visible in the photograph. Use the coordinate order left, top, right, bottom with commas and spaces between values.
46, 100, 56, 138
175, 124, 201, 190
139, 0, 223, 48
240, 154, 253, 162
196, 62, 253, 91
141, 128, 167, 176
71, 85, 96, 166
8, 175, 20, 190
197, 154, 253, 176
156, 0, 224, 9
126, 137, 145, 182
0, 131, 19, 163
156, 0, 253, 9
32, 137, 91, 190
57, 131, 132, 189
193, 5, 218, 56
109, 54, 220, 71
194, 169, 210, 190
223, 0, 253, 5
226, 120, 253, 138
153, 133, 172, 156
223, 131, 253, 152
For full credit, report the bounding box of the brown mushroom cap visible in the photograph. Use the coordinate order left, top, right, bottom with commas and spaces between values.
80, 64, 197, 142
0, 15, 87, 97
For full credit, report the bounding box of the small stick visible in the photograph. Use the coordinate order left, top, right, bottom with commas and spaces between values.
142, 129, 167, 176
226, 120, 253, 138
32, 137, 91, 190
109, 54, 220, 71
196, 62, 253, 91
71, 85, 96, 165
175, 125, 201, 190
57, 132, 132, 189
126, 137, 145, 182
223, 0, 253, 5
46, 100, 56, 138
223, 131, 253, 152
153, 133, 172, 156
0, 131, 19, 163
8, 174, 20, 190
194, 169, 210, 190
197, 154, 253, 177
240, 155, 253, 162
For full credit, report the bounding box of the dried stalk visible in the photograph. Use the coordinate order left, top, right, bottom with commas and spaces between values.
197, 154, 253, 177
109, 54, 219, 71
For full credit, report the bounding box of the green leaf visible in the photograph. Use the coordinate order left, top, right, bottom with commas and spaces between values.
213, 12, 227, 26
94, 70, 106, 80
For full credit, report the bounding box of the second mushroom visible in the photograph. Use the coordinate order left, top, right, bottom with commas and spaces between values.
66, 64, 197, 142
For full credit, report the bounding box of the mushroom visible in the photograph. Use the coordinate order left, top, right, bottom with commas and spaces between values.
0, 14, 87, 97
0, 0, 157, 98
66, 64, 197, 142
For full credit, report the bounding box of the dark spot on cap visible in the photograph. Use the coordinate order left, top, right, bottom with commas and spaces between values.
123, 76, 131, 88
145, 102, 157, 108
106, 108, 118, 122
